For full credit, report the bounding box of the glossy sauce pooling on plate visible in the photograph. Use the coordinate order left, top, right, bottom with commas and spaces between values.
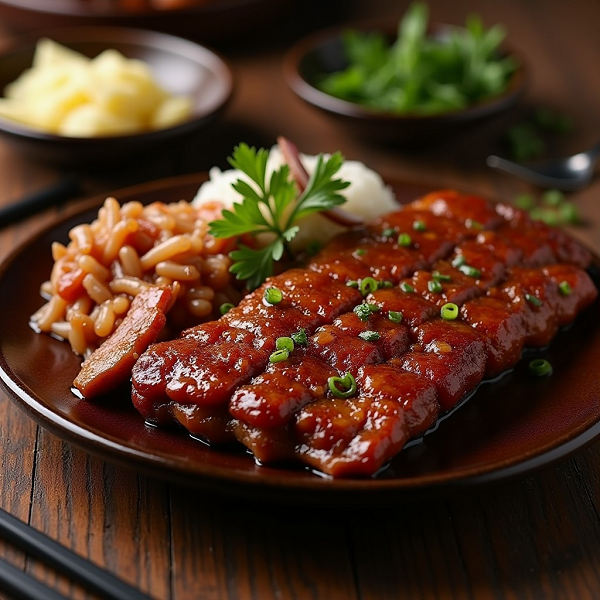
131, 190, 598, 478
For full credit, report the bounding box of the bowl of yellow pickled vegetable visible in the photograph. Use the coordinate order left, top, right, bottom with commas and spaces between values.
284, 2, 526, 146
0, 27, 233, 166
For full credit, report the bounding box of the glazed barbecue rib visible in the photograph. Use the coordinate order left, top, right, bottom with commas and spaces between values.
131, 190, 597, 477
230, 231, 596, 476
132, 203, 473, 430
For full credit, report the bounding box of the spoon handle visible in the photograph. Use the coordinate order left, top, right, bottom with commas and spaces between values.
486, 155, 586, 191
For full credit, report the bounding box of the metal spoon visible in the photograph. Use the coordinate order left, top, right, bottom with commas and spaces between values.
486, 142, 600, 191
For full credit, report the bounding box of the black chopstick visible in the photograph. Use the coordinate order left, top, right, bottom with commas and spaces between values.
0, 175, 81, 228
0, 557, 67, 600
0, 508, 152, 600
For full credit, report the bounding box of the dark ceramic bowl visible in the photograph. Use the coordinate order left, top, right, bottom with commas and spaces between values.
0, 27, 233, 167
284, 23, 528, 146
0, 0, 291, 42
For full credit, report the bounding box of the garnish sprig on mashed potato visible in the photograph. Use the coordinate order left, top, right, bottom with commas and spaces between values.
208, 143, 349, 290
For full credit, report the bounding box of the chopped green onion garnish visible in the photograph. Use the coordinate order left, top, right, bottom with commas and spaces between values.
354, 248, 366, 256
398, 233, 412, 247
432, 271, 452, 282
542, 189, 565, 207
459, 264, 481, 278
514, 193, 535, 210
441, 302, 459, 320
269, 349, 289, 363
264, 287, 283, 305
219, 302, 234, 315
525, 293, 543, 307
465, 218, 483, 230
367, 303, 380, 312
354, 304, 372, 321
276, 336, 294, 352
380, 280, 394, 289
558, 281, 572, 296
428, 279, 443, 293
466, 219, 482, 229
359, 330, 380, 342
382, 227, 396, 237
412, 220, 426, 232
388, 310, 403, 323
328, 372, 357, 399
346, 280, 359, 288
360, 277, 379, 296
400, 282, 414, 293
452, 255, 466, 268
559, 202, 579, 224
528, 358, 553, 377
291, 328, 308, 345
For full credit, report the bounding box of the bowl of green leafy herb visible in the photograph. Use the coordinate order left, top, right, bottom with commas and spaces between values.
284, 2, 527, 145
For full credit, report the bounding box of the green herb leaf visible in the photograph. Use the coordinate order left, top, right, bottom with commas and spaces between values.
209, 145, 350, 289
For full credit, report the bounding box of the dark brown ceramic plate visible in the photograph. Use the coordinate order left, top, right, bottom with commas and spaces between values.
284, 23, 527, 146
0, 174, 599, 504
0, 27, 233, 166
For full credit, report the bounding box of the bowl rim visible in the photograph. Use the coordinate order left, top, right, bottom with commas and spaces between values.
0, 0, 272, 18
284, 20, 528, 123
0, 25, 234, 145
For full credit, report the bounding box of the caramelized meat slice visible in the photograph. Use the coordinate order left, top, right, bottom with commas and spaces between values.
356, 365, 440, 436
491, 267, 560, 347
393, 320, 488, 411
366, 287, 439, 327
496, 204, 591, 268
170, 403, 235, 445
369, 209, 470, 263
542, 264, 598, 324
309, 232, 426, 282
229, 353, 338, 462
294, 396, 410, 478
448, 243, 507, 289
407, 189, 504, 229
497, 226, 556, 267
473, 230, 522, 267
460, 296, 527, 377
74, 286, 172, 398
399, 262, 482, 307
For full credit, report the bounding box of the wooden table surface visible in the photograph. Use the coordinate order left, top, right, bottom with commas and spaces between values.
1, 1, 599, 598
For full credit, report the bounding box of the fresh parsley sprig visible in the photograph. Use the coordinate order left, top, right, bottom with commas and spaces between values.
208, 143, 349, 290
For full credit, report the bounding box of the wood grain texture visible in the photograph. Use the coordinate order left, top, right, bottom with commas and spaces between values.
0, 1, 599, 599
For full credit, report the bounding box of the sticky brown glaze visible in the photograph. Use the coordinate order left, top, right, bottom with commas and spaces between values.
230, 312, 412, 463
497, 225, 556, 267
448, 243, 507, 290
495, 206, 590, 266
309, 232, 426, 283
460, 296, 527, 377
491, 267, 560, 347
542, 264, 598, 325
399, 262, 482, 307
393, 320, 488, 411
164, 327, 265, 407
407, 189, 504, 230
129, 189, 597, 478
366, 287, 440, 327
355, 365, 440, 436
293, 396, 410, 478
369, 209, 470, 264
170, 403, 234, 445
